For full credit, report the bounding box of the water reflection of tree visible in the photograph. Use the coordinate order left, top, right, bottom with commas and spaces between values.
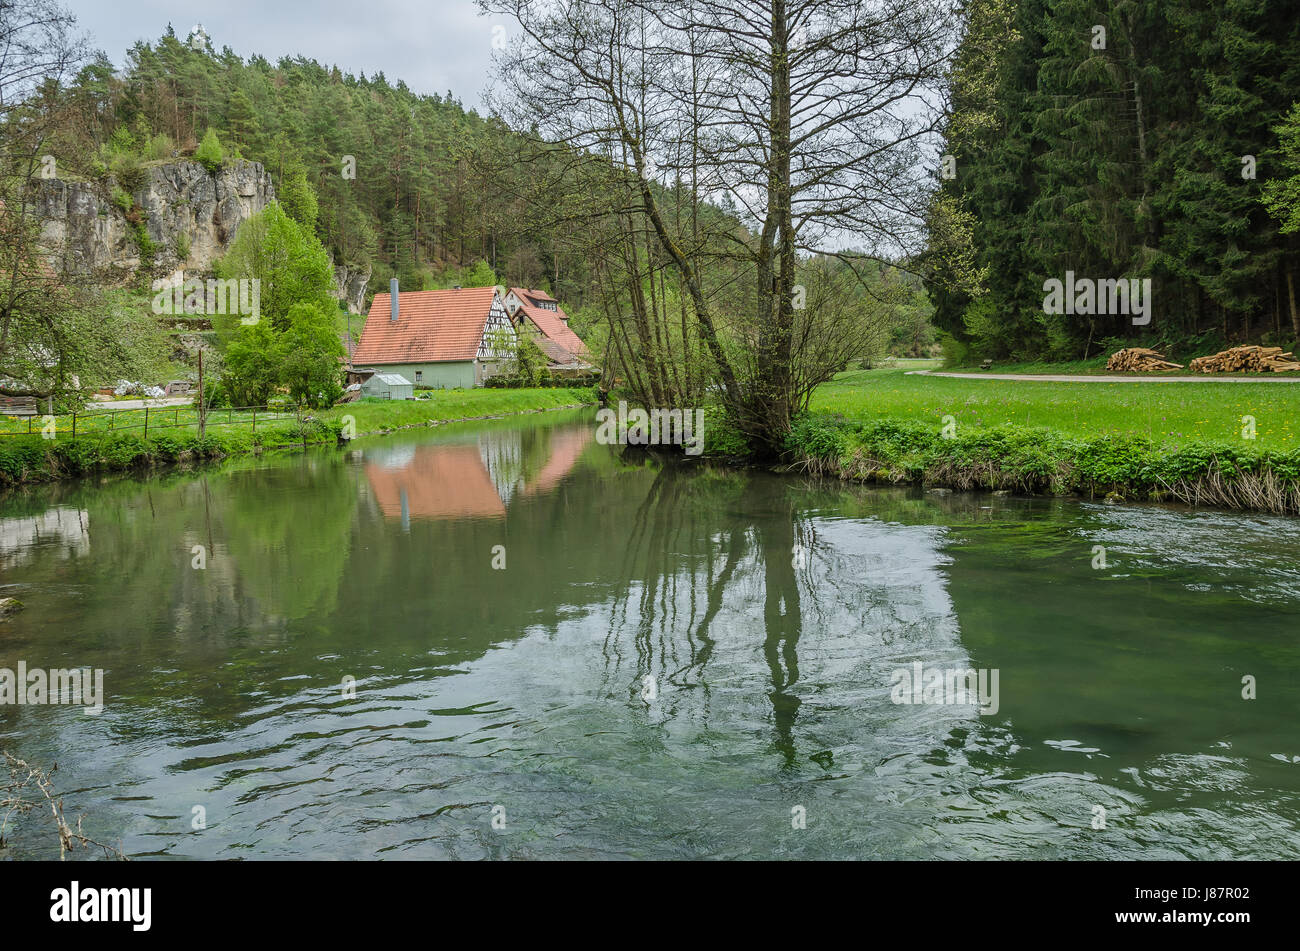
608, 461, 813, 769
759, 499, 803, 769
219, 458, 360, 620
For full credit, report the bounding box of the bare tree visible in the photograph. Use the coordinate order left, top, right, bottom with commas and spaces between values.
485, 0, 953, 454
0, 0, 88, 397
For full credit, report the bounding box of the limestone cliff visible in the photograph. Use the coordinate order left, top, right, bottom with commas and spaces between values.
333, 263, 372, 314
35, 159, 275, 279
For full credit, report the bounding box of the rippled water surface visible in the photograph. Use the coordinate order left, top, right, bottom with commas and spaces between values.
1, 409, 1298, 859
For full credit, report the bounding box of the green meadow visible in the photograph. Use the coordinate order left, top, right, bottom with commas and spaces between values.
811, 369, 1300, 451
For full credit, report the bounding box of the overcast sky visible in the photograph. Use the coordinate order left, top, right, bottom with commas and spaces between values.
63, 0, 500, 109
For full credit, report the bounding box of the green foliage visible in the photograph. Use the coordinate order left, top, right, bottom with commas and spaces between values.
109, 151, 148, 192
937, 332, 969, 368
426, 259, 500, 290
222, 321, 279, 406
1263, 102, 1300, 234
786, 413, 853, 460
130, 219, 158, 272
930, 0, 1300, 359
514, 335, 548, 386
199, 378, 230, 409
110, 186, 133, 214
277, 161, 319, 233
214, 202, 336, 335
0, 387, 600, 487
195, 127, 223, 173
785, 408, 1300, 507
275, 302, 344, 408
145, 132, 175, 161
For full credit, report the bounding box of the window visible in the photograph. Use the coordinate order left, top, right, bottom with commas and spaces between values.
415, 371, 423, 382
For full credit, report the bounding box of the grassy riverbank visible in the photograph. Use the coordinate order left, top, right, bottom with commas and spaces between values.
0, 387, 597, 487
784, 369, 1300, 514
812, 368, 1300, 448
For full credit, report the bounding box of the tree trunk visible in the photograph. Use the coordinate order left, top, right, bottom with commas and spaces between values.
1287, 266, 1299, 337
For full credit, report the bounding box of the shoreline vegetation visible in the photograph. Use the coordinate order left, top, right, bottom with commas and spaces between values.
0, 387, 598, 488
777, 369, 1300, 516
9, 369, 1300, 517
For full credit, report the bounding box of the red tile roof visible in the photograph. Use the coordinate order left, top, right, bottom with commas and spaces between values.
353, 287, 497, 365
509, 287, 591, 363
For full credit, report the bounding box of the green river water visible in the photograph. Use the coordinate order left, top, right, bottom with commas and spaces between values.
1, 408, 1297, 859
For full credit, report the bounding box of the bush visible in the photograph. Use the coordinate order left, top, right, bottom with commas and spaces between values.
109, 152, 148, 193
275, 302, 345, 408
196, 379, 230, 409
145, 132, 175, 161
786, 414, 853, 460
484, 371, 601, 389
110, 187, 133, 214
937, 332, 970, 369
195, 128, 223, 173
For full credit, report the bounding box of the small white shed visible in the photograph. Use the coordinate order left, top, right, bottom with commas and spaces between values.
361, 372, 414, 400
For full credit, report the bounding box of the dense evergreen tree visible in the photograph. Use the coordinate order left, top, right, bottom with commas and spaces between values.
929, 0, 1300, 360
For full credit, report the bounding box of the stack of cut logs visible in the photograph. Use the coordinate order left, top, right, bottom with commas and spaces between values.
1188, 345, 1300, 373
1106, 347, 1184, 372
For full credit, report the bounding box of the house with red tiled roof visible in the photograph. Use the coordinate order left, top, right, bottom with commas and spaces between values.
351, 281, 516, 389
503, 288, 594, 373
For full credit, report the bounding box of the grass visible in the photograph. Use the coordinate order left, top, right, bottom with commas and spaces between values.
941, 356, 1110, 375
812, 368, 1300, 450
0, 405, 296, 438
331, 387, 595, 430
789, 368, 1300, 514
941, 354, 1300, 378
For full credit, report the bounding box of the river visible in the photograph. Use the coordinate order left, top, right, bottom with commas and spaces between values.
1, 408, 1297, 859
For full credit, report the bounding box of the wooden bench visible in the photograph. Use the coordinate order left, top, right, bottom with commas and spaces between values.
979, 359, 993, 370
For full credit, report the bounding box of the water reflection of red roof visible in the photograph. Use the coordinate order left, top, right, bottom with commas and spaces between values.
366, 444, 506, 520
524, 426, 593, 495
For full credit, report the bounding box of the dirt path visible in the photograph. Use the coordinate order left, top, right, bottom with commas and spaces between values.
906, 370, 1300, 384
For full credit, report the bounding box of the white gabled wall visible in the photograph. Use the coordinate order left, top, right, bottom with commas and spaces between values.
477, 294, 517, 362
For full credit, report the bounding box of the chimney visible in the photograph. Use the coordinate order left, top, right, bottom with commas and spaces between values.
390, 278, 399, 322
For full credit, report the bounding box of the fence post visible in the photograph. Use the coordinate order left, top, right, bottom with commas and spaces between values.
198, 349, 206, 440
144, 406, 149, 440
252, 408, 256, 434
71, 412, 76, 440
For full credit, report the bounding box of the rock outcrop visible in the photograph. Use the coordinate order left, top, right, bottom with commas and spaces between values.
35, 160, 365, 313
333, 263, 372, 314
34, 159, 275, 279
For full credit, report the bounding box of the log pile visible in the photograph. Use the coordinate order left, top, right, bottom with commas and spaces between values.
1188, 345, 1300, 373
1106, 347, 1184, 372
